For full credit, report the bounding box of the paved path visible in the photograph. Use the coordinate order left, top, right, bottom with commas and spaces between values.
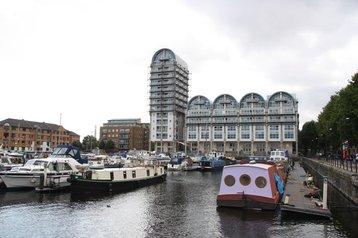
281, 161, 332, 219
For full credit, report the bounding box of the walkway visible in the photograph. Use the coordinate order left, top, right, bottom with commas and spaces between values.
281, 161, 332, 219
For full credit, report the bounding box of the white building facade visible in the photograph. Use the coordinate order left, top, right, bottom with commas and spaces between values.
148, 48, 189, 153
186, 92, 299, 156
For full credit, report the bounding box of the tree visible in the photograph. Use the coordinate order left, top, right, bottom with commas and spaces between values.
105, 140, 116, 151
317, 72, 358, 155
98, 140, 106, 150
299, 121, 319, 156
82, 135, 98, 152
71, 140, 82, 150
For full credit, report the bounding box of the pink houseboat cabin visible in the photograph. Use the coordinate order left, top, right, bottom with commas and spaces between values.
217, 162, 285, 210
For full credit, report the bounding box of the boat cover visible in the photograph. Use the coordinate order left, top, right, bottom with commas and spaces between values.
274, 172, 284, 195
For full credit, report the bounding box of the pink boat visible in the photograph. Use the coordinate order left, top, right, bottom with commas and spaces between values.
217, 161, 287, 210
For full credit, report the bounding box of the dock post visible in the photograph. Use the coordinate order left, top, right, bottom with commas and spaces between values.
323, 176, 328, 209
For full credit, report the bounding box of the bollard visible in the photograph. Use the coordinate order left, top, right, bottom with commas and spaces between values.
323, 176, 328, 209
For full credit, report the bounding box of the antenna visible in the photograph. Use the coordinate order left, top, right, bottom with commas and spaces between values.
60, 113, 62, 125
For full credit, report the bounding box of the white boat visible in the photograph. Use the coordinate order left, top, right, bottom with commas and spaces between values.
269, 150, 289, 162
0, 145, 84, 191
1, 154, 24, 171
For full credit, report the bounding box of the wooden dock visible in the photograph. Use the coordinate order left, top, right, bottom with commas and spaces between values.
280, 161, 332, 219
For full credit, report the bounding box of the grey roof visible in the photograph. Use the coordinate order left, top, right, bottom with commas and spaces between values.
151, 48, 188, 70
0, 118, 78, 136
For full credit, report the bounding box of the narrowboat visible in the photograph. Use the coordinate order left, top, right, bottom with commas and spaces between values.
217, 161, 287, 210
68, 164, 166, 195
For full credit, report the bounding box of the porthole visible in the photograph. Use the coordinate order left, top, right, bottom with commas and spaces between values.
255, 176, 267, 188
224, 175, 235, 187
239, 174, 251, 186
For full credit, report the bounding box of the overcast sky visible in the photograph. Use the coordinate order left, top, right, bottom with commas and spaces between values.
1, 0, 358, 139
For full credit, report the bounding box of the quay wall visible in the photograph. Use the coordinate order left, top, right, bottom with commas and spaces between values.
302, 158, 358, 205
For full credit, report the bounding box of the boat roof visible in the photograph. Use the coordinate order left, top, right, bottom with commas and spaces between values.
224, 163, 273, 170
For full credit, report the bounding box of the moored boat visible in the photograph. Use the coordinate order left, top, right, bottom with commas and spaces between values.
216, 161, 288, 210
0, 145, 85, 191
198, 156, 225, 171
68, 164, 166, 195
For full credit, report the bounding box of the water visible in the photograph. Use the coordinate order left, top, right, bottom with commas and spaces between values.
0, 171, 357, 238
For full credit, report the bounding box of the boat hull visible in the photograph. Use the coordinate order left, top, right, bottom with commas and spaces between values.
217, 193, 280, 210
69, 174, 167, 195
0, 173, 72, 190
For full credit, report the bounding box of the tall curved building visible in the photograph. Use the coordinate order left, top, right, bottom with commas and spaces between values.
148, 48, 189, 153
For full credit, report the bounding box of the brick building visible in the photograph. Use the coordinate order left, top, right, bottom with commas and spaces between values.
0, 118, 80, 152
99, 119, 149, 151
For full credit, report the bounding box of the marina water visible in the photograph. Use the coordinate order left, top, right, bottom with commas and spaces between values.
1, 171, 357, 238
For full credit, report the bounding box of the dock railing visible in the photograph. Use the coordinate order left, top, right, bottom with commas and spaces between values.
319, 156, 358, 173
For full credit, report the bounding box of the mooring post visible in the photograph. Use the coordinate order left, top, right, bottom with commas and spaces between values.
323, 176, 328, 209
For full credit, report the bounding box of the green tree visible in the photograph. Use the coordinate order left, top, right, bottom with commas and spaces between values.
71, 140, 82, 150
317, 72, 358, 154
82, 135, 98, 152
105, 140, 116, 151
299, 121, 319, 156
98, 140, 106, 150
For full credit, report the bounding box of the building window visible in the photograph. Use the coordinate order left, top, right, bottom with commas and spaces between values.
284, 125, 294, 139
188, 126, 196, 139
227, 125, 236, 139
240, 125, 250, 140
255, 125, 264, 139
269, 125, 279, 139
214, 126, 222, 139
200, 126, 209, 140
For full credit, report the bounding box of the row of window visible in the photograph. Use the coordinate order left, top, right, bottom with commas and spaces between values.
188, 125, 295, 140
224, 174, 267, 189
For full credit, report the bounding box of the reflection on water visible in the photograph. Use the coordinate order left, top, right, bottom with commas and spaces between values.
0, 171, 356, 238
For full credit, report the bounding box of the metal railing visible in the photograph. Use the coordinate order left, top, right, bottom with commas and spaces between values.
318, 156, 358, 173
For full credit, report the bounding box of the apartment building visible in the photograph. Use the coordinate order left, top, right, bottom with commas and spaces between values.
99, 119, 149, 151
148, 48, 189, 153
0, 118, 80, 152
186, 92, 299, 156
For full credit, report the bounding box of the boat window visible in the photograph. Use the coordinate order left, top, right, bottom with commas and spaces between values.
255, 176, 267, 188
69, 149, 77, 158
224, 175, 235, 187
239, 174, 251, 186
55, 163, 73, 171
33, 160, 48, 167
132, 171, 136, 178
123, 171, 127, 179
147, 169, 150, 176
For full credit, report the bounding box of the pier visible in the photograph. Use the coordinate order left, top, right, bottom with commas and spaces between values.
281, 161, 332, 219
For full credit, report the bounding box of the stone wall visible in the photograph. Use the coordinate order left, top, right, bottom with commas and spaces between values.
302, 158, 358, 205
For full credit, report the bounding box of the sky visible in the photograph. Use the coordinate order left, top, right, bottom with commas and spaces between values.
1, 0, 358, 140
